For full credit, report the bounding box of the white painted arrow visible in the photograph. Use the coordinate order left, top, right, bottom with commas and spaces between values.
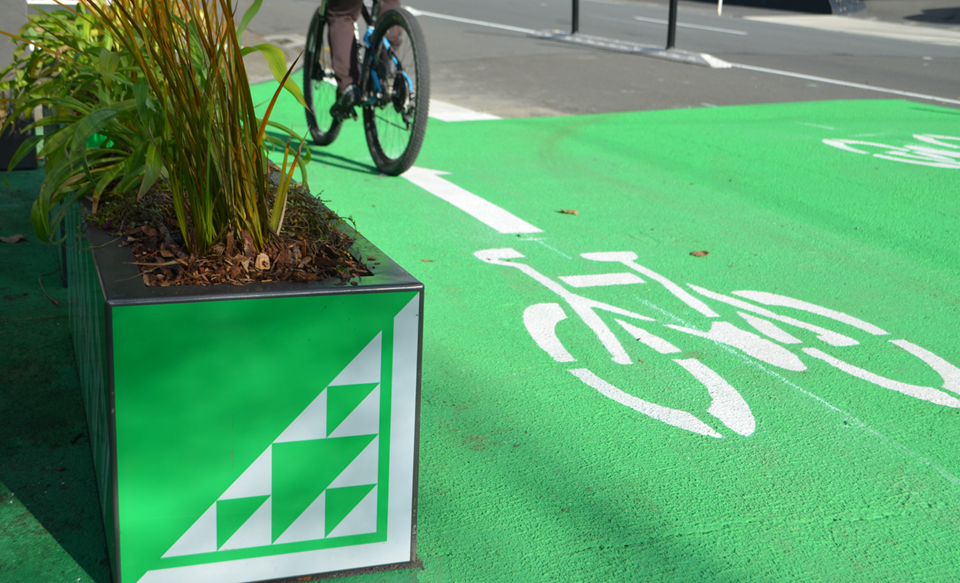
402, 167, 542, 234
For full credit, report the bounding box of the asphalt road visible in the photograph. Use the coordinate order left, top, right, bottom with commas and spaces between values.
246, 0, 960, 116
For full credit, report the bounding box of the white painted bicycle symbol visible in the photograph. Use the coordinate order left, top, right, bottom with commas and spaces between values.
824, 134, 960, 169
477, 248, 960, 438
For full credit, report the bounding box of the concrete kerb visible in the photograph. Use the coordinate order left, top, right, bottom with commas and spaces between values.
531, 30, 732, 69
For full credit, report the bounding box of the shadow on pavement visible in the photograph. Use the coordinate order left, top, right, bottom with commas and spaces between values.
0, 169, 112, 582
905, 7, 960, 26
266, 129, 380, 176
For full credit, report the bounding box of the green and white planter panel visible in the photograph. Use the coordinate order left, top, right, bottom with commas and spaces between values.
67, 205, 423, 583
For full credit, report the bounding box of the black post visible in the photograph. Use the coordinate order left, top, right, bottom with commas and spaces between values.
666, 0, 678, 49
572, 0, 579, 35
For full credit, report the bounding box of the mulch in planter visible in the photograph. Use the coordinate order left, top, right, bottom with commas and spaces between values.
87, 168, 373, 287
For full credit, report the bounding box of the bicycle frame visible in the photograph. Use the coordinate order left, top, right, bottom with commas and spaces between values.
357, 1, 408, 109
306, 0, 428, 173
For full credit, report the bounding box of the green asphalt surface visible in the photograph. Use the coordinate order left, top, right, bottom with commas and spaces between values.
3, 87, 960, 581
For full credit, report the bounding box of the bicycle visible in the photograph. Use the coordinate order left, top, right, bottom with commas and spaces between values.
303, 0, 429, 176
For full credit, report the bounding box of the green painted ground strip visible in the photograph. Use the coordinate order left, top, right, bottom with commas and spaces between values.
254, 84, 960, 582
2, 87, 956, 583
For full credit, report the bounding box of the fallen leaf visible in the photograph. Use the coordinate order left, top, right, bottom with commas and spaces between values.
0, 234, 26, 243
255, 253, 271, 270
160, 249, 175, 258
690, 250, 709, 257
422, 258, 433, 262
367, 256, 376, 261
560, 209, 579, 215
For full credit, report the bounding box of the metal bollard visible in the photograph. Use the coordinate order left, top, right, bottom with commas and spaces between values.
666, 0, 678, 49
572, 0, 580, 35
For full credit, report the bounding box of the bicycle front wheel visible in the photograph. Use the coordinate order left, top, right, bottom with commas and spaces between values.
304, 10, 342, 146
362, 8, 430, 176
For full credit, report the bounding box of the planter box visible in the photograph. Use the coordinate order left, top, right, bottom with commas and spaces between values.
66, 204, 423, 583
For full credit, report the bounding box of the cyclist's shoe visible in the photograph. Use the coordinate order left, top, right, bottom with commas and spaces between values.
330, 84, 361, 120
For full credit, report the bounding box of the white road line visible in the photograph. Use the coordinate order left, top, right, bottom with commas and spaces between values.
632, 16, 747, 35
745, 15, 960, 48
429, 100, 501, 122
405, 7, 536, 35
731, 63, 960, 106
402, 167, 542, 234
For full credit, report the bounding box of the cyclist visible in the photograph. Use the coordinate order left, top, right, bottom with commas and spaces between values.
327, 0, 401, 118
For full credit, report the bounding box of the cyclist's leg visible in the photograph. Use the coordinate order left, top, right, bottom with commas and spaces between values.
326, 0, 362, 94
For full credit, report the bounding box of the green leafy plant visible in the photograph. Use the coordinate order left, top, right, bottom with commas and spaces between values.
0, 4, 159, 239
1, 0, 312, 256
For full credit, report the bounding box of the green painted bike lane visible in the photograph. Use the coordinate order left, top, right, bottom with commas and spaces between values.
258, 87, 960, 582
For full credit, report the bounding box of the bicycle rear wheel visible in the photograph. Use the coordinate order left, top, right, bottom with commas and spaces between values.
362, 8, 429, 176
304, 10, 342, 146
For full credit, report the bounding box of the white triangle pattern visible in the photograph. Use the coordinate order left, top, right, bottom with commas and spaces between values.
329, 437, 379, 489
162, 331, 384, 559
329, 385, 381, 438
219, 497, 272, 551
330, 333, 382, 386
220, 446, 272, 500
275, 390, 327, 443
163, 503, 217, 558
328, 486, 378, 539
274, 491, 326, 545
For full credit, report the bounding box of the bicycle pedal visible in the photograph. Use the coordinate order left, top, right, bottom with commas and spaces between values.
330, 105, 358, 122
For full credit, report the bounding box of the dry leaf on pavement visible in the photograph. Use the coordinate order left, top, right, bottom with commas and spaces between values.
560, 209, 579, 215
690, 250, 709, 257
0, 234, 26, 243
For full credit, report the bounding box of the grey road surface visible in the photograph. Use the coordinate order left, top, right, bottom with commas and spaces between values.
246, 0, 960, 117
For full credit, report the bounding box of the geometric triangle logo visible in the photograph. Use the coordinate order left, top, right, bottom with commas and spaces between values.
161, 330, 385, 559
271, 434, 377, 542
